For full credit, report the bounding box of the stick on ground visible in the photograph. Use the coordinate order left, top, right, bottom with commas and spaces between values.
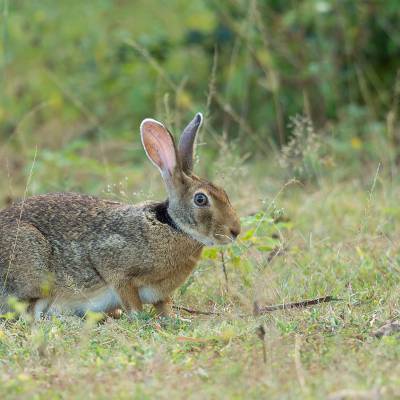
173, 295, 340, 316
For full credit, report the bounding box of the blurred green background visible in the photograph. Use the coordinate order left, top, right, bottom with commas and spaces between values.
0, 0, 399, 198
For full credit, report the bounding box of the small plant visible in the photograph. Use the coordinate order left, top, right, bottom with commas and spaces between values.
203, 206, 292, 272
279, 115, 326, 183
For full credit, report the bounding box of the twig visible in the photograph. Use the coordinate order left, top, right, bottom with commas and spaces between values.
220, 250, 229, 288
173, 306, 222, 316
205, 45, 218, 122
267, 246, 286, 264
256, 324, 267, 364
173, 296, 341, 317
258, 296, 339, 312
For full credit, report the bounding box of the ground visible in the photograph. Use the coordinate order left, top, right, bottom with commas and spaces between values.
1, 172, 399, 400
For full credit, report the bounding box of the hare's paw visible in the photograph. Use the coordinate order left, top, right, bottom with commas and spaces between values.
153, 298, 173, 318
106, 308, 123, 319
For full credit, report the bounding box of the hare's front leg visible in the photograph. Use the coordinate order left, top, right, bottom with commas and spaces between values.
116, 281, 143, 317
154, 298, 191, 322
154, 297, 173, 317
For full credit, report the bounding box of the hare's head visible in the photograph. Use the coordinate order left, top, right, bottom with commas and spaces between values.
140, 113, 241, 246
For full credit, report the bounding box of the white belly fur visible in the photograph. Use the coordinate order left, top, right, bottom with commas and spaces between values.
139, 286, 162, 304
34, 287, 121, 319
33, 286, 163, 319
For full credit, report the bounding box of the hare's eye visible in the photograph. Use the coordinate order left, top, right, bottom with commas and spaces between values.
194, 192, 209, 207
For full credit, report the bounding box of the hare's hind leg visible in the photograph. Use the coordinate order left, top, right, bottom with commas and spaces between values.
105, 308, 123, 319
116, 281, 143, 317
0, 222, 53, 316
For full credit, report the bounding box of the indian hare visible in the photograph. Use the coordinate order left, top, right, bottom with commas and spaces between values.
0, 113, 240, 319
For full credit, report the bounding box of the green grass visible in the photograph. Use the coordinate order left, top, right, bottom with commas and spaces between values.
1, 174, 399, 399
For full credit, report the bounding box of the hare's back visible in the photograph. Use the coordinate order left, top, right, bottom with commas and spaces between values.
0, 193, 127, 297
0, 192, 121, 241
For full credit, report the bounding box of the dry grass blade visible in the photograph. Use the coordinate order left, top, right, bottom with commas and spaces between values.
173, 305, 222, 316
294, 335, 306, 391
220, 250, 229, 289
327, 388, 382, 400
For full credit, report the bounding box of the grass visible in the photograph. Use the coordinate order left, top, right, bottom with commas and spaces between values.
1, 2, 400, 398
1, 170, 399, 399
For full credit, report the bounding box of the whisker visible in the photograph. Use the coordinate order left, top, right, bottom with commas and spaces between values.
214, 233, 234, 242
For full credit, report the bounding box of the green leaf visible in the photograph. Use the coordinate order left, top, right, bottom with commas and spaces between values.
202, 247, 219, 260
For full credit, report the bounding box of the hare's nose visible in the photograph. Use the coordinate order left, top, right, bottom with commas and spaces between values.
230, 226, 241, 239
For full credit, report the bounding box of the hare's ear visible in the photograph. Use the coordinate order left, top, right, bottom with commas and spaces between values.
178, 112, 203, 174
140, 119, 180, 182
